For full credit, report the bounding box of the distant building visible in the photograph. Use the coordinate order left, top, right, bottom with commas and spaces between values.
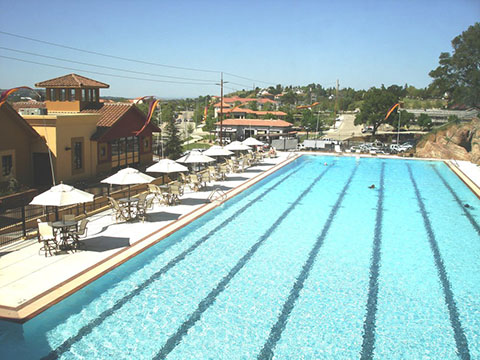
215, 118, 293, 142
403, 108, 479, 124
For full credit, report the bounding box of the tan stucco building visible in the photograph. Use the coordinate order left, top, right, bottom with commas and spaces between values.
9, 73, 159, 186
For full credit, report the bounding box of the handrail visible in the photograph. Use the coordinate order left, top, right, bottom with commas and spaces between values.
207, 187, 227, 203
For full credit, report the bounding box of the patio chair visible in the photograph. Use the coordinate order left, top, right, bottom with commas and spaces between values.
227, 159, 239, 173
37, 221, 58, 257
189, 174, 202, 191
218, 164, 229, 180
200, 171, 211, 187
70, 219, 89, 250
147, 184, 163, 204
108, 197, 128, 223
63, 214, 75, 222
169, 184, 182, 205
137, 197, 154, 222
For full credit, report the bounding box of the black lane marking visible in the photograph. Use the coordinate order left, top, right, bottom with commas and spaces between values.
408, 164, 470, 360
257, 164, 358, 360
360, 162, 385, 360
152, 164, 336, 359
41, 162, 308, 360
432, 166, 480, 236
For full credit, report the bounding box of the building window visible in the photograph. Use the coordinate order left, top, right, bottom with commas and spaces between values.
81, 89, 86, 101
50, 88, 56, 101
92, 89, 97, 102
60, 89, 66, 101
71, 138, 84, 175
1, 155, 13, 177
73, 142, 82, 169
88, 89, 93, 102
69, 89, 75, 101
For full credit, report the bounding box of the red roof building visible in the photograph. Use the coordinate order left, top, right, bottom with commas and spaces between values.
214, 118, 293, 143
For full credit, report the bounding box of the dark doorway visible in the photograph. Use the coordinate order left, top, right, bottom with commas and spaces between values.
33, 153, 53, 186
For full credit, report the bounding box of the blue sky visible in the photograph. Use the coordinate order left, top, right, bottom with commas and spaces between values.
0, 0, 478, 98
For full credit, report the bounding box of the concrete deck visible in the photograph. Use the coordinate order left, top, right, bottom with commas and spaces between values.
0, 153, 298, 322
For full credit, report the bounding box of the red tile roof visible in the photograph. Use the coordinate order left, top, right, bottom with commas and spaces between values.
35, 74, 109, 88
82, 103, 132, 126
222, 107, 286, 116
216, 119, 292, 127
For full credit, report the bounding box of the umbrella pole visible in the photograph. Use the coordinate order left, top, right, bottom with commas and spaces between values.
55, 206, 59, 221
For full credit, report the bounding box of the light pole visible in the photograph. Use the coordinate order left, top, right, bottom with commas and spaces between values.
396, 104, 402, 145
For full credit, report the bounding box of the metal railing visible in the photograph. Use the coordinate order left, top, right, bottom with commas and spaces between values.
0, 181, 162, 248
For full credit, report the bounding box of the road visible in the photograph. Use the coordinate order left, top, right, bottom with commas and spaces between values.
325, 114, 363, 140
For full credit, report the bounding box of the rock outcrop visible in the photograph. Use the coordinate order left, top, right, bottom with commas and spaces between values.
415, 118, 480, 164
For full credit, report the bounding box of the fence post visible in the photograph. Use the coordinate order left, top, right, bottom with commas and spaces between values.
21, 205, 26, 237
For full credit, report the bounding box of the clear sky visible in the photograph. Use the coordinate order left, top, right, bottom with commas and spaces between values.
0, 0, 478, 99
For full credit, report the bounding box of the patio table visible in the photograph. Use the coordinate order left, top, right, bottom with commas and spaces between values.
52, 220, 78, 251
118, 197, 140, 220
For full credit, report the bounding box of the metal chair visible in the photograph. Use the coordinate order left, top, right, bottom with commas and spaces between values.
108, 197, 128, 222
37, 222, 58, 257
137, 197, 155, 222
70, 219, 89, 251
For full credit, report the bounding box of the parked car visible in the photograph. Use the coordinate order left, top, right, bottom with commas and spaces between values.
361, 126, 374, 133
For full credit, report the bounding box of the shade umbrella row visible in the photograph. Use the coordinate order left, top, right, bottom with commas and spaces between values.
29, 140, 263, 210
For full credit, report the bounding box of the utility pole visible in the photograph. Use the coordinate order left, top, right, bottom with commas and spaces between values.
220, 72, 224, 146
333, 79, 339, 129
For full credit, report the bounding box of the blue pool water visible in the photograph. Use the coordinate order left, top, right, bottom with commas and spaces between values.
1, 155, 479, 359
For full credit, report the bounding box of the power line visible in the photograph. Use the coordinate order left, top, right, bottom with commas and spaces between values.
223, 71, 275, 86
0, 30, 220, 74
0, 30, 277, 89
0, 55, 218, 85
0, 46, 216, 83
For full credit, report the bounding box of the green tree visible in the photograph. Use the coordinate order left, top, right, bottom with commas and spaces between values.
163, 104, 182, 159
354, 87, 399, 136
417, 113, 432, 130
429, 22, 480, 107
247, 101, 258, 111
398, 110, 415, 129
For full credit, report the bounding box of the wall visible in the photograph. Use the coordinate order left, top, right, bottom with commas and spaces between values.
0, 105, 36, 185
25, 113, 100, 183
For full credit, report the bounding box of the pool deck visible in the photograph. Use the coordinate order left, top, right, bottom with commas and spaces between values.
1, 152, 479, 323
0, 153, 298, 322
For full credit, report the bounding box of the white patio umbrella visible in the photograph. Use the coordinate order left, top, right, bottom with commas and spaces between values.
242, 137, 264, 146
146, 159, 188, 173
176, 150, 215, 164
203, 145, 234, 157
30, 183, 94, 207
225, 141, 251, 151
101, 167, 155, 198
146, 159, 188, 183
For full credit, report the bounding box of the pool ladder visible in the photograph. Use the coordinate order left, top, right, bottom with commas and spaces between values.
207, 187, 227, 203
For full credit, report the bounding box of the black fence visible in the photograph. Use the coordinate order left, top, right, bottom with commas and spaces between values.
0, 181, 161, 248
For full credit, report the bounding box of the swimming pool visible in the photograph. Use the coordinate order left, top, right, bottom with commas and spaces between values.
1, 155, 479, 359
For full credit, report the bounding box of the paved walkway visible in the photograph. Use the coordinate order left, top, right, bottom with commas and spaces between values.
0, 153, 296, 321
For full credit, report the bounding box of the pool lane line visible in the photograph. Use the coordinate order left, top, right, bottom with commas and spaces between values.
152, 163, 337, 359
431, 166, 480, 236
41, 161, 308, 360
257, 163, 359, 360
360, 162, 385, 360
407, 164, 471, 360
